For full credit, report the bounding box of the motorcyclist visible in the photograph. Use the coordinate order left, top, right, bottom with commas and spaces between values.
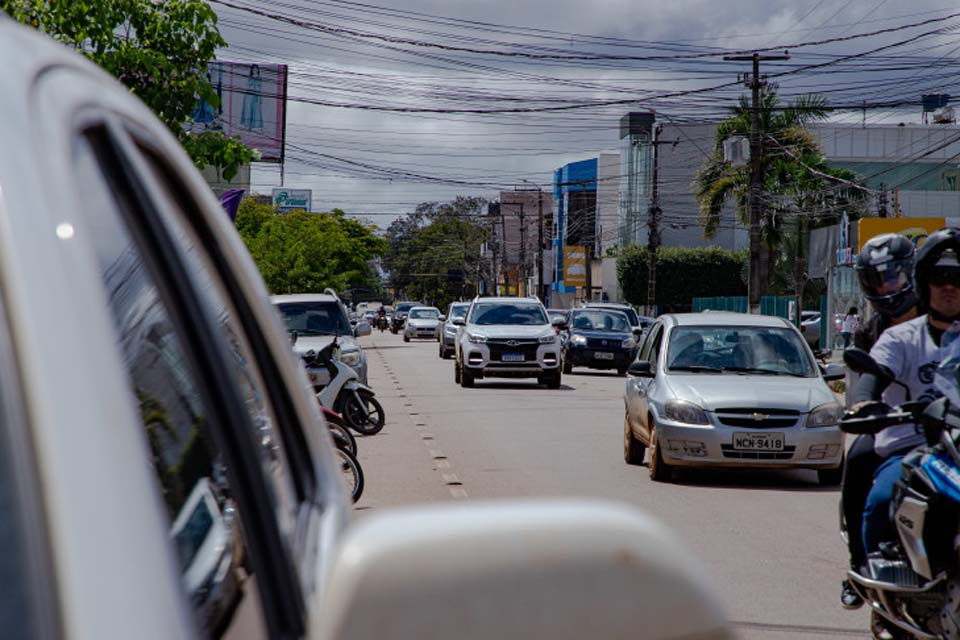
849, 228, 960, 577
378, 306, 386, 331
840, 233, 920, 609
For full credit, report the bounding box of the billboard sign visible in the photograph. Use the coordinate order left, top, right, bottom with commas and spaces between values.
857, 217, 945, 252
563, 246, 587, 287
191, 61, 288, 163
272, 189, 312, 213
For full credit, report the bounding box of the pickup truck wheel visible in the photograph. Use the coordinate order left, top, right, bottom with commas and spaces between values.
460, 367, 474, 388
454, 359, 461, 383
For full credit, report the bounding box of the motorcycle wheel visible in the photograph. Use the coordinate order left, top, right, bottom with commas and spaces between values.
326, 414, 357, 456
335, 448, 364, 503
343, 390, 386, 435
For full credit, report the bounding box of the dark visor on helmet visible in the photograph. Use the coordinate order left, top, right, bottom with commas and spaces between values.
928, 267, 960, 288
858, 258, 911, 297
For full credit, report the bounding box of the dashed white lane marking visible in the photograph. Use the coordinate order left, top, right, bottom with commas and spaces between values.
429, 449, 446, 459
441, 473, 461, 485
435, 459, 451, 469
449, 487, 468, 499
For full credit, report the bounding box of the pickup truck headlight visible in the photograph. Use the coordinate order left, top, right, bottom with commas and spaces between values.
808, 402, 842, 427
664, 400, 710, 425
467, 332, 487, 344
570, 334, 587, 346
340, 350, 361, 366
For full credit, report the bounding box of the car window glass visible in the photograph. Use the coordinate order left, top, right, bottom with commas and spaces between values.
470, 303, 547, 326
72, 133, 268, 638
134, 145, 301, 541
639, 324, 661, 361
666, 326, 815, 375
276, 301, 351, 336
648, 327, 665, 365
449, 305, 468, 320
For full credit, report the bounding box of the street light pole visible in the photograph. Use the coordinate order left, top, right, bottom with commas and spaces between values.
723, 51, 790, 313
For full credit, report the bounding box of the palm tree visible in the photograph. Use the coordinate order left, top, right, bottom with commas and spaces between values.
693, 88, 866, 294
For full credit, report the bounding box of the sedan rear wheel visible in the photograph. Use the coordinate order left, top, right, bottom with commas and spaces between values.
623, 413, 645, 465
648, 421, 673, 482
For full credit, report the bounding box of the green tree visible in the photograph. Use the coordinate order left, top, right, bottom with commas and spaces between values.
2, 0, 255, 180
693, 89, 865, 294
235, 199, 387, 294
617, 246, 747, 310
383, 197, 489, 309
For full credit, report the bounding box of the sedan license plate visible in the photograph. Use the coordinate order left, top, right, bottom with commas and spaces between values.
502, 353, 525, 362
594, 351, 615, 360
733, 432, 785, 451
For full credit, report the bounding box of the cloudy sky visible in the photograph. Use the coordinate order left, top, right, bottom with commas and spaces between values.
210, 0, 960, 225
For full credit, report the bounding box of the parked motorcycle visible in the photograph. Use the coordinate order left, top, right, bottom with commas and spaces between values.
322, 406, 357, 456
305, 338, 385, 436
840, 346, 960, 639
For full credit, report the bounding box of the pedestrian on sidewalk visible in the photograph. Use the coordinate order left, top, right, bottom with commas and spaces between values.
841, 307, 859, 349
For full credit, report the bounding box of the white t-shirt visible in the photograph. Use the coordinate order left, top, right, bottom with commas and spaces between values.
842, 314, 859, 334
869, 315, 941, 457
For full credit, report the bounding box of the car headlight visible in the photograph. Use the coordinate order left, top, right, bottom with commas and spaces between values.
808, 402, 842, 427
570, 334, 587, 346
340, 350, 361, 366
539, 333, 557, 344
663, 400, 710, 425
444, 325, 457, 335
467, 332, 487, 344
621, 338, 636, 349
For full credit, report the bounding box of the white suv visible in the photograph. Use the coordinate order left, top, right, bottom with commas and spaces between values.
454, 297, 562, 388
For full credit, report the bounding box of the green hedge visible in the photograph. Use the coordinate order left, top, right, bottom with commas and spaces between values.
617, 246, 747, 308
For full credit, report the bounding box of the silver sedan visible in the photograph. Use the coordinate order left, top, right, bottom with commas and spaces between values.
623, 312, 845, 485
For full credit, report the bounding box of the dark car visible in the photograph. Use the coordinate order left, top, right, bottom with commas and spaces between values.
391, 301, 422, 333
561, 308, 639, 375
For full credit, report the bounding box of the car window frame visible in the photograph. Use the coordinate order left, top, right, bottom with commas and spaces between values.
639, 322, 663, 363
80, 120, 306, 637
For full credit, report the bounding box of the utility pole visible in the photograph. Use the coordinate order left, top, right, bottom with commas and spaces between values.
517, 202, 526, 296
878, 183, 888, 218
646, 124, 663, 317
724, 51, 790, 314
537, 188, 544, 301
499, 204, 509, 295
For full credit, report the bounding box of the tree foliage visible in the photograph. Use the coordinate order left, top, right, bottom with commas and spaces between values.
693, 89, 867, 294
383, 197, 489, 310
617, 245, 747, 309
2, 0, 255, 180
235, 199, 387, 295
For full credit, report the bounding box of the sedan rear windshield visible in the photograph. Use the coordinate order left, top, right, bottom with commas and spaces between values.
666, 326, 815, 377
276, 301, 352, 336
470, 303, 547, 326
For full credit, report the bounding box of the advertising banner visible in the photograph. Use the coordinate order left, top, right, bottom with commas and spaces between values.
191, 62, 288, 163
563, 246, 587, 287
857, 217, 945, 251
272, 189, 312, 213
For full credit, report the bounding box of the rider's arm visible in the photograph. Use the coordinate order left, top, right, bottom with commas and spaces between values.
849, 373, 891, 405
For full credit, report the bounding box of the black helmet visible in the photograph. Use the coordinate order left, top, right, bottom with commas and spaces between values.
915, 227, 960, 313
855, 233, 917, 318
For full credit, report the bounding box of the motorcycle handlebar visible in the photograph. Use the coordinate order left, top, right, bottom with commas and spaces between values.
840, 412, 915, 435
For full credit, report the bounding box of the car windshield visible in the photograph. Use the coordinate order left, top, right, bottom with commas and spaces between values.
409, 308, 439, 319
276, 301, 352, 336
590, 305, 639, 326
570, 310, 631, 332
666, 325, 815, 377
470, 302, 547, 326
396, 302, 420, 313
449, 304, 468, 320
548, 311, 566, 323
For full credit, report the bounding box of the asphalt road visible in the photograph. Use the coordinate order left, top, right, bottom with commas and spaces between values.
355, 331, 871, 639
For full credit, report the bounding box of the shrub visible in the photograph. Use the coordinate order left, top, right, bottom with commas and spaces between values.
617, 246, 747, 308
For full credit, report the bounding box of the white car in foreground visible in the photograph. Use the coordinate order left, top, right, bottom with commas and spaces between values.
403, 306, 442, 342
0, 18, 730, 640
624, 312, 845, 484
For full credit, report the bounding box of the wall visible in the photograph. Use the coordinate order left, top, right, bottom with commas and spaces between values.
596, 152, 621, 256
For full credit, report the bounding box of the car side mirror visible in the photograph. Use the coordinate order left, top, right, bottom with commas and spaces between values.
354, 322, 372, 338
452, 318, 465, 326
633, 328, 643, 338
821, 363, 844, 381
315, 500, 730, 640
628, 360, 654, 377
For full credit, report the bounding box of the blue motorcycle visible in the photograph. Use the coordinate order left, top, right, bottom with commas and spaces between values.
841, 343, 960, 639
